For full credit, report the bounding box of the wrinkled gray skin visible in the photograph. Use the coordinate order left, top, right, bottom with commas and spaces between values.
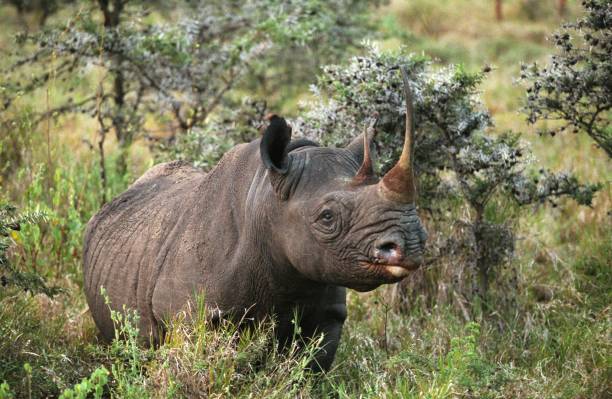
83, 117, 427, 371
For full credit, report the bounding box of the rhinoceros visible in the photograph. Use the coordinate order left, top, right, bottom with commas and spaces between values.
82, 68, 427, 371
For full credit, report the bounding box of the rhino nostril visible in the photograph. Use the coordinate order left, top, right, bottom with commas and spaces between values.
374, 240, 404, 263
377, 242, 399, 253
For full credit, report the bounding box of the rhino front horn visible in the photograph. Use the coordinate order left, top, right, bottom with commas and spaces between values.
379, 66, 417, 203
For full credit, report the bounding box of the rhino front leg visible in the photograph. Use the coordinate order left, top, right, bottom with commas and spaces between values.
299, 286, 347, 372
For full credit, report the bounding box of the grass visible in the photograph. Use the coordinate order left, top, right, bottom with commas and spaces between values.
1, 0, 610, 397
1, 240, 609, 397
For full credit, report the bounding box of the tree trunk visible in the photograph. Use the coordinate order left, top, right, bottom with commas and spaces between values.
495, 0, 503, 21
558, 0, 567, 17
99, 0, 130, 177
13, 1, 29, 33
473, 208, 489, 302
98, 128, 108, 206
112, 66, 129, 177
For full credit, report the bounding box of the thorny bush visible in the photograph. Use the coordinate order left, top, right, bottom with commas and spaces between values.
520, 0, 612, 157
293, 46, 600, 314
1, 0, 383, 183
0, 203, 59, 296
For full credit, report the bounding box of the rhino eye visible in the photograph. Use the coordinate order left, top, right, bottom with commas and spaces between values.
313, 207, 341, 239
311, 197, 350, 239
318, 209, 335, 226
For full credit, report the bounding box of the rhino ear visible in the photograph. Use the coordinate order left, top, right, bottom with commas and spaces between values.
260, 114, 292, 174
261, 115, 303, 200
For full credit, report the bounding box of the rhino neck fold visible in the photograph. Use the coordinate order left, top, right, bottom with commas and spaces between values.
265, 169, 322, 281
206, 151, 323, 317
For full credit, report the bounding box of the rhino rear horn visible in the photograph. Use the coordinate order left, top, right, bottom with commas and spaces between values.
348, 127, 377, 186
261, 114, 292, 174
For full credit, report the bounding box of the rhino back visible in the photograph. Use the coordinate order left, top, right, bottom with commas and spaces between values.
83, 143, 262, 342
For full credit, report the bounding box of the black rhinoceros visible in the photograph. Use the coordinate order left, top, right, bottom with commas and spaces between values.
83, 68, 427, 371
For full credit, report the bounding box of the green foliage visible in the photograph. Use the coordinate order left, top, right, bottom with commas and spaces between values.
5, 156, 123, 280
0, 111, 32, 181
91, 290, 324, 397
435, 323, 501, 396
519, 0, 559, 21
152, 301, 324, 397
97, 287, 151, 397
58, 367, 109, 399
573, 226, 612, 311
0, 381, 14, 399
520, 0, 612, 157
478, 36, 546, 66
155, 98, 268, 171
0, 283, 97, 397
0, 203, 59, 296
22, 363, 31, 399
159, 128, 236, 171
1, 0, 75, 30
0, 363, 109, 399
1, 0, 382, 172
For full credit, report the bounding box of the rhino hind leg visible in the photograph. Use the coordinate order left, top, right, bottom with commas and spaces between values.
85, 281, 164, 347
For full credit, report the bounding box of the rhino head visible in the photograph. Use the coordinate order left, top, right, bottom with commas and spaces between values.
260, 68, 427, 292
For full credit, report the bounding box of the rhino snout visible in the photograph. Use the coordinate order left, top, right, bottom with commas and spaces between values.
373, 231, 424, 271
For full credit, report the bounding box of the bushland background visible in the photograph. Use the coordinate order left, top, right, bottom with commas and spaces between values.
0, 0, 610, 397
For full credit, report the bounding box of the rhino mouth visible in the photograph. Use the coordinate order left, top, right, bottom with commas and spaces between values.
360, 260, 421, 280
382, 265, 412, 278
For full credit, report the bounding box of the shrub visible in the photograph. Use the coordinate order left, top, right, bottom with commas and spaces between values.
0, 203, 59, 296
294, 46, 599, 313
154, 98, 268, 171
1, 0, 383, 181
58, 366, 109, 399
520, 0, 612, 157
